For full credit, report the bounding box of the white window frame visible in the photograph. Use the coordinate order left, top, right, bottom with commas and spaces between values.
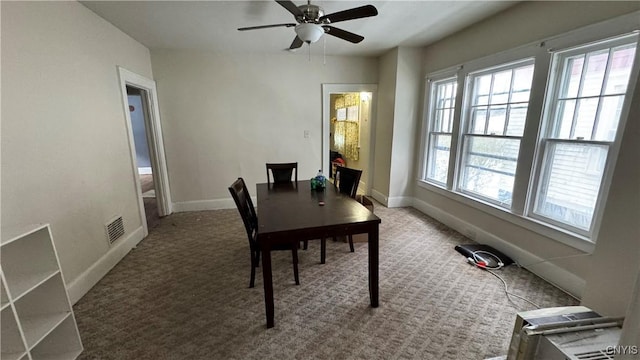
417, 12, 640, 252
527, 32, 640, 238
420, 71, 459, 187
455, 58, 536, 209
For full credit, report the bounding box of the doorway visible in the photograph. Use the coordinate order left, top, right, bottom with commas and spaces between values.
126, 86, 160, 229
322, 84, 377, 195
118, 67, 172, 237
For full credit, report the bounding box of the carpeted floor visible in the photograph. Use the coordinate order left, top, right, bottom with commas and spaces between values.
73, 204, 578, 360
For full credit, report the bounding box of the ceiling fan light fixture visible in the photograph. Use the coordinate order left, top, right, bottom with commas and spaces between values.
295, 23, 324, 43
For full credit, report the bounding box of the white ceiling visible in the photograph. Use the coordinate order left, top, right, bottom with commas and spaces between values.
81, 0, 517, 57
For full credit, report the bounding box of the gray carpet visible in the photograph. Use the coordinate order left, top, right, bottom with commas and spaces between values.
73, 204, 578, 359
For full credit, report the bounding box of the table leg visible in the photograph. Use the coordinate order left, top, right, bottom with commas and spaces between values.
369, 225, 379, 307
261, 245, 275, 328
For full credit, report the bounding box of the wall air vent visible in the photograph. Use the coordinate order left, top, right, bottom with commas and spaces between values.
106, 216, 125, 245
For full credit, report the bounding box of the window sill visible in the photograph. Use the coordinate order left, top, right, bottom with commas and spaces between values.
415, 179, 595, 253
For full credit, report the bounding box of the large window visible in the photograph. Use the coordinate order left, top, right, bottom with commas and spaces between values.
423, 77, 457, 185
419, 26, 639, 245
458, 60, 534, 207
531, 34, 638, 234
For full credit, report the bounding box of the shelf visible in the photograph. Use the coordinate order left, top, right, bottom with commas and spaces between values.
1, 227, 59, 300
33, 350, 83, 360
1, 276, 10, 310
8, 270, 60, 303
1, 224, 47, 246
1, 224, 82, 359
13, 273, 73, 348
1, 352, 29, 360
1, 307, 28, 359
21, 312, 70, 349
30, 316, 83, 360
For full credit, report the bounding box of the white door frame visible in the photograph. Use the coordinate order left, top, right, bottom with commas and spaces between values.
322, 84, 378, 195
118, 66, 172, 236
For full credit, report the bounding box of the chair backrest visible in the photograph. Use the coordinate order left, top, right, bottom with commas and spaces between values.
266, 162, 298, 185
228, 177, 258, 249
334, 166, 363, 198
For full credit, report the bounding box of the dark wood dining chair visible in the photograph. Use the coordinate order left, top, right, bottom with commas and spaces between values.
266, 162, 309, 253
334, 166, 363, 199
266, 162, 298, 185
228, 177, 299, 287
318, 166, 364, 264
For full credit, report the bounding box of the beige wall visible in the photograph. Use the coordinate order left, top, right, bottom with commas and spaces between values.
372, 47, 422, 205
388, 47, 422, 201
421, 1, 640, 73
1, 1, 153, 292
581, 62, 640, 316
149, 50, 378, 207
372, 49, 398, 202
350, 95, 372, 187
415, 1, 640, 315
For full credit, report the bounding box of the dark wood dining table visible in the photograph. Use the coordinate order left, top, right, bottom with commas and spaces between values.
256, 180, 381, 328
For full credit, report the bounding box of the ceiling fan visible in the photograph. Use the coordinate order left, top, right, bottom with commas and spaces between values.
238, 0, 378, 50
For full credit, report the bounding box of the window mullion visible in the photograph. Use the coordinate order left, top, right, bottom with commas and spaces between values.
485, 75, 495, 134
446, 84, 454, 132
569, 100, 582, 139
504, 68, 517, 135
447, 74, 466, 190
590, 47, 615, 140
569, 54, 591, 138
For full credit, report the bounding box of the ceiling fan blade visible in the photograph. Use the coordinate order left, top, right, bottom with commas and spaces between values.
276, 0, 303, 17
319, 5, 378, 24
322, 26, 364, 44
289, 36, 303, 50
238, 23, 296, 31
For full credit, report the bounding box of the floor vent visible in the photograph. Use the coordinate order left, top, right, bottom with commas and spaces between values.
574, 349, 615, 360
106, 216, 125, 245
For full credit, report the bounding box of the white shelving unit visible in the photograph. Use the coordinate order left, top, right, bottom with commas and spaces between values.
1, 225, 82, 360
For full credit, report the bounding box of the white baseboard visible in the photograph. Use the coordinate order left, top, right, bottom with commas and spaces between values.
69, 194, 584, 305
67, 226, 145, 304
370, 189, 412, 208
137, 167, 152, 175
412, 198, 585, 299
388, 196, 413, 208
371, 189, 388, 206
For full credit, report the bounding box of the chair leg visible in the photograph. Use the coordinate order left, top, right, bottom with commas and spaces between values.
292, 247, 300, 285
320, 238, 326, 264
303, 240, 308, 250
249, 252, 256, 288
348, 235, 355, 252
